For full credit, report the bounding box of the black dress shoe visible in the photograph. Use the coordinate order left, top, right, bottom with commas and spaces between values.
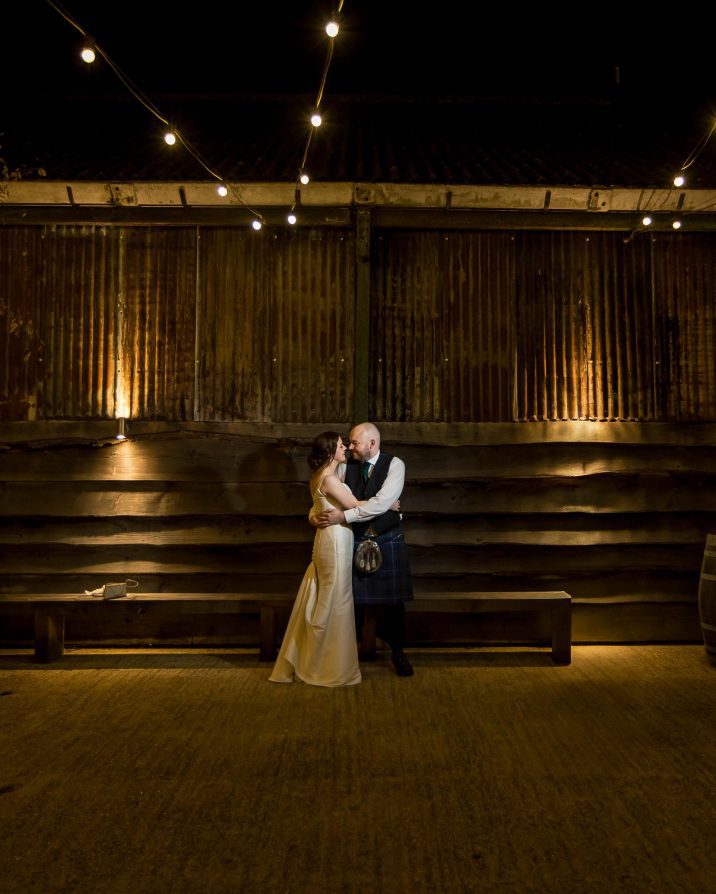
392, 650, 414, 677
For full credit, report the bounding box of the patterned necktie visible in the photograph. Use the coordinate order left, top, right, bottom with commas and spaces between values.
361, 462, 371, 483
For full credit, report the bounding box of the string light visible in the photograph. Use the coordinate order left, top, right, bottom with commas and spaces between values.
287, 213, 297, 225
46, 0, 265, 232
289, 3, 344, 223
217, 184, 228, 197
642, 215, 652, 226
626, 109, 716, 240
80, 40, 95, 63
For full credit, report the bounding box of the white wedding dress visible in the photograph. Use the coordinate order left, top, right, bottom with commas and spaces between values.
269, 471, 361, 687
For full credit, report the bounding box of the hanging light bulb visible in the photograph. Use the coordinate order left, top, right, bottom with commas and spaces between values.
252, 219, 263, 231
80, 41, 96, 64
287, 213, 297, 225
326, 21, 339, 37
300, 172, 310, 185
311, 112, 322, 127
217, 184, 228, 197
164, 131, 177, 146
673, 174, 685, 187
642, 215, 653, 226
672, 220, 682, 229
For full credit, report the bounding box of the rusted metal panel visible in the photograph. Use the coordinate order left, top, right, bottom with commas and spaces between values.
515, 231, 656, 421
120, 228, 197, 420
0, 227, 46, 420
371, 230, 515, 422
39, 225, 121, 419
653, 233, 716, 421
197, 228, 354, 423
3, 223, 715, 425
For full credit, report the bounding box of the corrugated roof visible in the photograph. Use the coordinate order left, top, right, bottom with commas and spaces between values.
3, 93, 715, 188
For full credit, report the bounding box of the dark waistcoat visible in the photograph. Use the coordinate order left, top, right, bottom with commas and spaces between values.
344, 453, 401, 538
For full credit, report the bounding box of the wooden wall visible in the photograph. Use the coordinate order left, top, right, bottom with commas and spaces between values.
1, 220, 714, 645
0, 423, 711, 646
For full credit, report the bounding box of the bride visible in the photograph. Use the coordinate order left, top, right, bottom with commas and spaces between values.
269, 431, 365, 687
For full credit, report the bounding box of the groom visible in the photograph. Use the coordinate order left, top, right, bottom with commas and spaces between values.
313, 422, 414, 677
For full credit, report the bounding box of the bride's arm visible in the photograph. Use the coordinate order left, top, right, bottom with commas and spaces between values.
321, 474, 365, 511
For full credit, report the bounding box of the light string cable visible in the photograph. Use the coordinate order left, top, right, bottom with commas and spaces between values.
45, 0, 263, 221
290, 1, 345, 223
626, 115, 716, 241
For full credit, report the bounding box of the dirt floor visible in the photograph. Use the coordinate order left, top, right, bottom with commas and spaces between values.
0, 645, 714, 894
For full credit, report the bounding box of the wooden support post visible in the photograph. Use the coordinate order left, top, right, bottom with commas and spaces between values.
551, 603, 572, 665
354, 207, 371, 423
259, 605, 277, 662
34, 610, 65, 663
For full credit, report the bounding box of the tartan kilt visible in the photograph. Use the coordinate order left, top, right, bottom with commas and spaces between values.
352, 529, 413, 606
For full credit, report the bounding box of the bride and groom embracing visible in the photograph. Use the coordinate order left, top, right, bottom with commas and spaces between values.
269, 422, 414, 687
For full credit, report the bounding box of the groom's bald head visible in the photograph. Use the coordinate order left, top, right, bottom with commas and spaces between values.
348, 422, 381, 460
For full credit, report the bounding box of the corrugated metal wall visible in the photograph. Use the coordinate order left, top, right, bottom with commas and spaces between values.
371, 231, 514, 421
0, 227, 47, 420
654, 233, 716, 421
0, 225, 121, 419
197, 228, 354, 422
372, 228, 714, 423
1, 224, 715, 423
122, 228, 196, 420
515, 231, 656, 420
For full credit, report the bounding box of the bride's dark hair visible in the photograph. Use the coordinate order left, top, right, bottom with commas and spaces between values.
308, 431, 341, 472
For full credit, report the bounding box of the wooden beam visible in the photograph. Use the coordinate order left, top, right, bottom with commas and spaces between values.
354, 208, 371, 423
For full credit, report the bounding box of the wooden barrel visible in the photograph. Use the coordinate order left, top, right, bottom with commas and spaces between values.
698, 534, 716, 663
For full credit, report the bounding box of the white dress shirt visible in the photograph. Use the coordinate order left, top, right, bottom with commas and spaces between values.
341, 451, 406, 524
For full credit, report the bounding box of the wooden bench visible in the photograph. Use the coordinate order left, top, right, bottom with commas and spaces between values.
360, 591, 572, 664
0, 590, 572, 666
0, 593, 293, 663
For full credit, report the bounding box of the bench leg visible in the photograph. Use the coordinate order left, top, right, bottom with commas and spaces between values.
34, 610, 65, 663
551, 604, 572, 665
259, 605, 277, 662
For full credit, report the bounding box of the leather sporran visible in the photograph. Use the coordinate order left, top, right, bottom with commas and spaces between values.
354, 538, 383, 574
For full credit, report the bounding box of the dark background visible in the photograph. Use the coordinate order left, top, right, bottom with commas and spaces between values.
3, 0, 715, 103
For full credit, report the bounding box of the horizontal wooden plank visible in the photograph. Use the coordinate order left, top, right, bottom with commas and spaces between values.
2, 475, 716, 516
0, 481, 310, 516
1, 514, 713, 547
3, 438, 716, 481
0, 601, 702, 645
0, 571, 700, 605
0, 593, 292, 616
0, 543, 705, 577
4, 420, 716, 447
